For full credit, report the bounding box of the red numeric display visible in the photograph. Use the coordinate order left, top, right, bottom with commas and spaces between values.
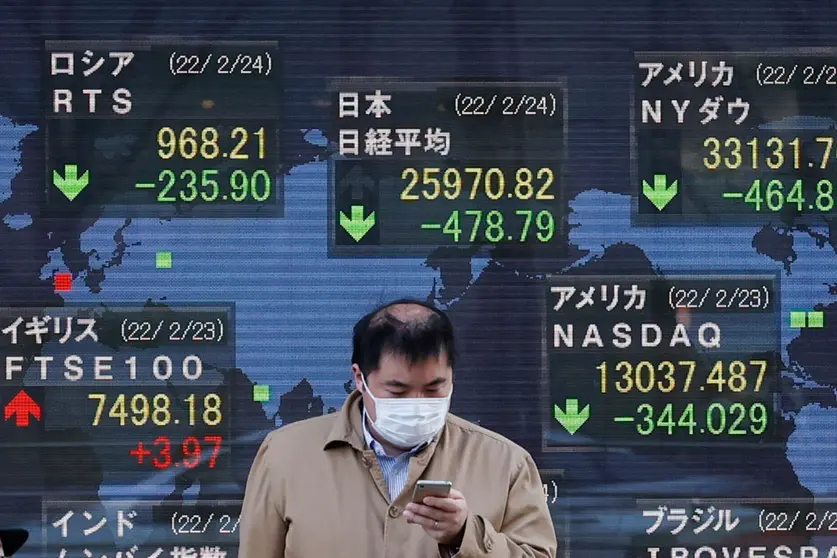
129, 435, 223, 469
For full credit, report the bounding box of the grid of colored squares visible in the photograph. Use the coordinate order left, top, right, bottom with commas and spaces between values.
54, 273, 72, 292
253, 385, 271, 403
156, 251, 172, 269
790, 311, 824, 329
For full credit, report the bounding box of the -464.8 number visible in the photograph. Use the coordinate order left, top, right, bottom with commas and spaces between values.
742, 178, 834, 212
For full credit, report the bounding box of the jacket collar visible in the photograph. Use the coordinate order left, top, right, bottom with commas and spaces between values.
324, 389, 367, 451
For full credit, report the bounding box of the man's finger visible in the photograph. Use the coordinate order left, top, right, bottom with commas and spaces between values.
422, 496, 460, 512
403, 509, 436, 528
447, 489, 465, 500
406, 503, 448, 521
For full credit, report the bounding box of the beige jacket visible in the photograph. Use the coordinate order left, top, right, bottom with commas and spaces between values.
239, 390, 557, 557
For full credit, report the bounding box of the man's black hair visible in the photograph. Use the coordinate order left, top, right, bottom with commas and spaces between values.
352, 299, 456, 377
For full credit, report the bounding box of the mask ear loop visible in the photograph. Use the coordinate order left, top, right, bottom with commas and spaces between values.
359, 372, 376, 403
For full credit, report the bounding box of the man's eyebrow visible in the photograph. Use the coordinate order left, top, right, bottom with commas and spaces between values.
384, 379, 410, 388
424, 377, 446, 387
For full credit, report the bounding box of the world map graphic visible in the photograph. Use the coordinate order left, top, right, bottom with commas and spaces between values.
3, 3, 837, 556
1, 109, 834, 555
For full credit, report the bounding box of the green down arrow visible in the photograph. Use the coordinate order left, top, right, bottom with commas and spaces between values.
553, 399, 590, 435
339, 205, 376, 242
53, 164, 90, 201
642, 174, 678, 211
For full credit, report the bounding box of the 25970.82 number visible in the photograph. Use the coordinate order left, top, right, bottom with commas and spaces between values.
400, 167, 555, 201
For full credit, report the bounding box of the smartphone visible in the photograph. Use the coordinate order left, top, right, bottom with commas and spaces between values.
412, 480, 452, 503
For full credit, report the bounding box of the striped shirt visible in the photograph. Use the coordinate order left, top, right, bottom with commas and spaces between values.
362, 414, 458, 556
362, 411, 427, 502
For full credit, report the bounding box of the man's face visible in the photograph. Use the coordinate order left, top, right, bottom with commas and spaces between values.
353, 352, 452, 422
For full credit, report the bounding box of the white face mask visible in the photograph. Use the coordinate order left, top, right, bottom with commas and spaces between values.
361, 374, 452, 448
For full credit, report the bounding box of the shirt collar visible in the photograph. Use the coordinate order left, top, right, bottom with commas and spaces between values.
362, 409, 428, 457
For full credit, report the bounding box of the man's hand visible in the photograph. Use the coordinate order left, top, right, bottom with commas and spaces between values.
403, 488, 469, 546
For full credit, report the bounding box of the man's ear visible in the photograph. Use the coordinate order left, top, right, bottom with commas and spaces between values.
351, 364, 364, 392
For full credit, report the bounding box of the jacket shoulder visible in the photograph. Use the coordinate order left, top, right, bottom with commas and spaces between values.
444, 413, 531, 465
261, 412, 340, 454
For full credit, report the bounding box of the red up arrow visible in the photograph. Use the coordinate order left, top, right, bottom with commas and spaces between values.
4, 390, 41, 427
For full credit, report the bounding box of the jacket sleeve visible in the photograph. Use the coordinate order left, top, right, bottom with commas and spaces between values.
239, 432, 287, 558
452, 453, 557, 558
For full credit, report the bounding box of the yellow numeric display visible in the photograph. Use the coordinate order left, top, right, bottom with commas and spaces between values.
87, 393, 223, 427
701, 136, 837, 171
597, 360, 769, 394
400, 167, 556, 201
157, 126, 266, 160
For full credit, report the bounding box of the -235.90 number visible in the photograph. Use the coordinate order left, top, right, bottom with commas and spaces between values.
154, 168, 272, 203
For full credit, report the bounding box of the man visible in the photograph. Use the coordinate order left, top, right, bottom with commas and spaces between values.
240, 299, 557, 557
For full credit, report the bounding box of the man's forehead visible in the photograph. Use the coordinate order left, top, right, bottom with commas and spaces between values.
376, 354, 450, 385
378, 351, 448, 370
374, 302, 434, 322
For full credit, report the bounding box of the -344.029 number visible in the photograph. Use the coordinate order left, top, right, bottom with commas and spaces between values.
626, 401, 770, 437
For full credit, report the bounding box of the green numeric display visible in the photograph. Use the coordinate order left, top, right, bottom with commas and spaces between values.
620, 401, 770, 437
726, 178, 836, 212
431, 209, 556, 244
139, 168, 273, 204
